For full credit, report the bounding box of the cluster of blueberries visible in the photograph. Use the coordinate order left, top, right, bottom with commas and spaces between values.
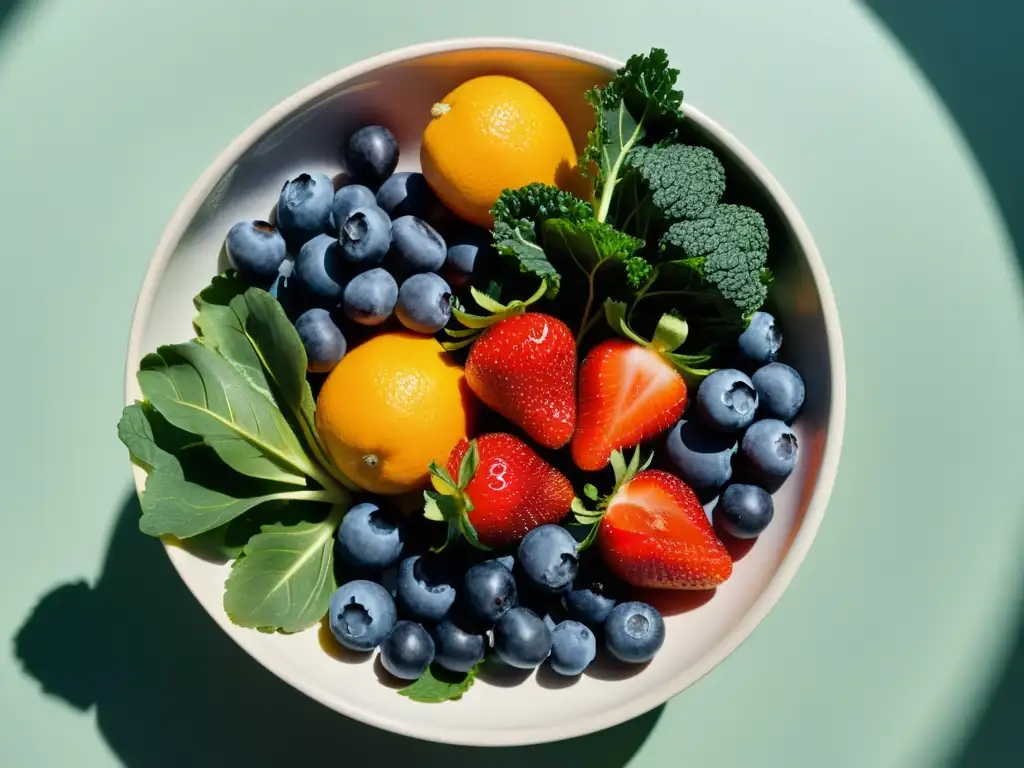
666, 311, 806, 539
222, 124, 490, 374
328, 504, 664, 683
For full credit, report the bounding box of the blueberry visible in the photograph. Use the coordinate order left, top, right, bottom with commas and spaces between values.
294, 308, 346, 373
542, 613, 558, 633
294, 234, 346, 305
338, 206, 392, 268
696, 369, 759, 433
445, 228, 490, 285
276, 172, 334, 247
380, 621, 435, 680
741, 419, 799, 482
665, 419, 738, 491
395, 273, 452, 334
752, 363, 806, 422
737, 311, 782, 367
563, 580, 617, 628
335, 503, 404, 571
493, 607, 552, 669
342, 268, 398, 326
375, 171, 442, 221
331, 184, 377, 230
395, 554, 456, 623
462, 560, 517, 624
492, 555, 515, 572
518, 525, 579, 594
604, 602, 665, 664
432, 620, 486, 673
328, 580, 397, 652
389, 216, 447, 274
716, 484, 774, 539
225, 220, 287, 285
549, 620, 597, 676
343, 125, 399, 187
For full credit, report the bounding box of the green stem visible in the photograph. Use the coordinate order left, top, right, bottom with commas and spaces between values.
595, 107, 647, 224
627, 269, 660, 325
578, 306, 606, 344
281, 488, 349, 506
578, 260, 610, 338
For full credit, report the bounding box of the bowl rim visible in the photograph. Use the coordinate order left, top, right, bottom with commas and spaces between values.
124, 35, 847, 747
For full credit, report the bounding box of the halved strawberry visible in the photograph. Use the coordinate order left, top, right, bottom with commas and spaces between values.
573, 450, 732, 590
571, 303, 713, 471
444, 281, 576, 449
424, 433, 575, 549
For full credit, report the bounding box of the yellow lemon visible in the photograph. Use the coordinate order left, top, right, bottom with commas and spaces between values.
421, 75, 580, 228
315, 331, 476, 495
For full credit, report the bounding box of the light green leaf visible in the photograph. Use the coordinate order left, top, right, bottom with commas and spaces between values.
577, 521, 602, 551
651, 313, 689, 353
138, 341, 313, 486
193, 274, 273, 400
224, 505, 345, 633
626, 446, 642, 478
571, 497, 591, 517
139, 470, 323, 538
468, 286, 506, 315
458, 440, 480, 490
583, 483, 599, 501
609, 450, 628, 485
422, 492, 445, 522
398, 661, 482, 703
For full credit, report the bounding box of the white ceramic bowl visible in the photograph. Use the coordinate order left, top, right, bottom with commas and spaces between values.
124, 37, 846, 747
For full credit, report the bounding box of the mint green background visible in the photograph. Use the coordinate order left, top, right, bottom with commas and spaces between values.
2, 0, 1023, 765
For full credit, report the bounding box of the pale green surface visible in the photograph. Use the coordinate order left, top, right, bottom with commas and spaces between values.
2, 0, 1023, 766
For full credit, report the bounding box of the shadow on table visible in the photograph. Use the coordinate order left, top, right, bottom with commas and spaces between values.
860, 6, 1024, 766
12, 492, 662, 768
863, 0, 1024, 282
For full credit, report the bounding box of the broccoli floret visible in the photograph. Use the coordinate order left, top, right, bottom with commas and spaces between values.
660, 204, 770, 317
627, 144, 725, 222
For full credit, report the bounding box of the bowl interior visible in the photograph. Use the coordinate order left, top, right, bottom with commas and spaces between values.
126, 41, 839, 746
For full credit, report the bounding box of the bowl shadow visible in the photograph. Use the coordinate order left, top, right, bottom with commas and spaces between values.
12, 491, 664, 767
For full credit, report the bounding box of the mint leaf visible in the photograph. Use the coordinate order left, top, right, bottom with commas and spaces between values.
223, 505, 343, 633
138, 341, 314, 486
398, 661, 482, 703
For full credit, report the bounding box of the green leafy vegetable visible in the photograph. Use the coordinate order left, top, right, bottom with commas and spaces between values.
398, 661, 483, 703
118, 402, 330, 538
489, 183, 594, 298
137, 340, 322, 487
223, 504, 345, 633
583, 48, 685, 223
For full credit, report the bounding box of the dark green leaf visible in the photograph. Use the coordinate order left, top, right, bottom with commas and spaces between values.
223, 506, 343, 633
398, 661, 482, 703
491, 220, 561, 298
543, 218, 644, 276
577, 522, 602, 551
137, 341, 314, 486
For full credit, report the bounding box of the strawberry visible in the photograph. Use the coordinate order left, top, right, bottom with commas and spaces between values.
571, 304, 714, 471
573, 450, 732, 590
444, 281, 576, 449
424, 433, 575, 549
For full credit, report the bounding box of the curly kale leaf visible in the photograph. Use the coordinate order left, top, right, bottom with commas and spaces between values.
658, 204, 771, 318
489, 183, 594, 298
626, 144, 725, 222
582, 48, 686, 223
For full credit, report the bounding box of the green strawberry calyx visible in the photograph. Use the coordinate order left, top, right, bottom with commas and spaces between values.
442, 279, 549, 351
571, 446, 654, 551
422, 439, 490, 552
603, 299, 716, 380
